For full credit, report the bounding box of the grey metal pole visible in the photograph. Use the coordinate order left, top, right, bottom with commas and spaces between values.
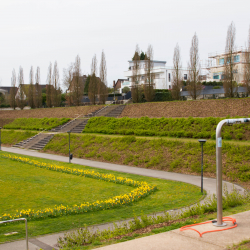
198, 139, 206, 194
68, 131, 71, 163
213, 118, 249, 227
214, 120, 226, 226
201, 143, 203, 193
25, 218, 28, 250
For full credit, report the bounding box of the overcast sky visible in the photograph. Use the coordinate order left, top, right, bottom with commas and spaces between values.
0, 0, 250, 89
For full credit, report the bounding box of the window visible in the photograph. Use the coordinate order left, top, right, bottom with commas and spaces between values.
184, 74, 187, 80
234, 55, 240, 63
168, 73, 171, 82
213, 75, 219, 79
169, 85, 171, 89
141, 76, 144, 80
219, 58, 224, 65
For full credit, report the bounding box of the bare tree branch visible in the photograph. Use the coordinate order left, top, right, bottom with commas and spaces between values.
172, 43, 182, 100
187, 33, 202, 100
46, 62, 53, 108
143, 44, 155, 102
10, 69, 17, 110
131, 44, 142, 103
88, 54, 99, 105
99, 50, 108, 104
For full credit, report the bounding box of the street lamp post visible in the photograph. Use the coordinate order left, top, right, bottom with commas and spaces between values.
67, 131, 71, 163
198, 139, 206, 194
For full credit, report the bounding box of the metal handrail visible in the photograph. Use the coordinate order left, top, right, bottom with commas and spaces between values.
0, 218, 28, 250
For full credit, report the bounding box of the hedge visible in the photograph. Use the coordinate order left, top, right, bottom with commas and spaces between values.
3, 118, 70, 131
83, 116, 250, 140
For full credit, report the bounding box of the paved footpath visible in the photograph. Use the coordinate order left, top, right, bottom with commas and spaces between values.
0, 147, 247, 250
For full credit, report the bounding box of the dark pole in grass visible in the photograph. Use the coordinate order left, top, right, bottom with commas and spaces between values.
198, 139, 206, 194
0, 127, 1, 151
67, 131, 71, 163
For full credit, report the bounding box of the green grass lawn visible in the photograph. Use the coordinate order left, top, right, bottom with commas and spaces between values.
0, 152, 202, 243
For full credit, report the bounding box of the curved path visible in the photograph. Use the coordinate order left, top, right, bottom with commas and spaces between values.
0, 146, 246, 250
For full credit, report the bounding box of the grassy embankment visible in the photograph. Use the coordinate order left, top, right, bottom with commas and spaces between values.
0, 152, 201, 243
83, 116, 250, 140
43, 133, 250, 190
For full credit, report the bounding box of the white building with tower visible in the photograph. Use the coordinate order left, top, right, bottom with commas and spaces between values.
123, 60, 189, 92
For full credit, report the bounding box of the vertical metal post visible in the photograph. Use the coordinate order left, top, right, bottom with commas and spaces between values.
201, 143, 203, 193
214, 120, 228, 227
198, 139, 206, 194
68, 131, 71, 163
25, 218, 28, 250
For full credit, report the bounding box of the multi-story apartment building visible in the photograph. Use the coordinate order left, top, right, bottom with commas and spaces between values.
123, 60, 189, 91
206, 47, 247, 83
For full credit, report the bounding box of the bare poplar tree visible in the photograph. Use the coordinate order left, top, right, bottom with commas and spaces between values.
223, 22, 238, 97
72, 55, 84, 106
52, 61, 61, 107
28, 66, 35, 109
143, 44, 155, 102
172, 43, 182, 100
10, 69, 17, 109
99, 50, 108, 104
131, 44, 142, 103
187, 33, 202, 100
35, 67, 42, 108
46, 62, 53, 108
244, 26, 250, 95
17, 66, 25, 110
88, 54, 99, 104
63, 63, 74, 106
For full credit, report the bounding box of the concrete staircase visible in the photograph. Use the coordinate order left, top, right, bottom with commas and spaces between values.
105, 105, 126, 118
70, 119, 89, 133
50, 119, 89, 133
13, 133, 54, 150
93, 105, 126, 118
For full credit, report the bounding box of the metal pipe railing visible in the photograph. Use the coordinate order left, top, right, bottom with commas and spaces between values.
214, 118, 249, 227
0, 218, 28, 249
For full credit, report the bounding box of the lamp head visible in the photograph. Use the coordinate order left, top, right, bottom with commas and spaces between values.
198, 139, 207, 144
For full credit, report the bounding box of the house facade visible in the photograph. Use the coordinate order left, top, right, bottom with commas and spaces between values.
124, 60, 189, 91
206, 47, 247, 83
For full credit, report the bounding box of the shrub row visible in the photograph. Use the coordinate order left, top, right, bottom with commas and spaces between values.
3, 117, 70, 131
83, 116, 250, 140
